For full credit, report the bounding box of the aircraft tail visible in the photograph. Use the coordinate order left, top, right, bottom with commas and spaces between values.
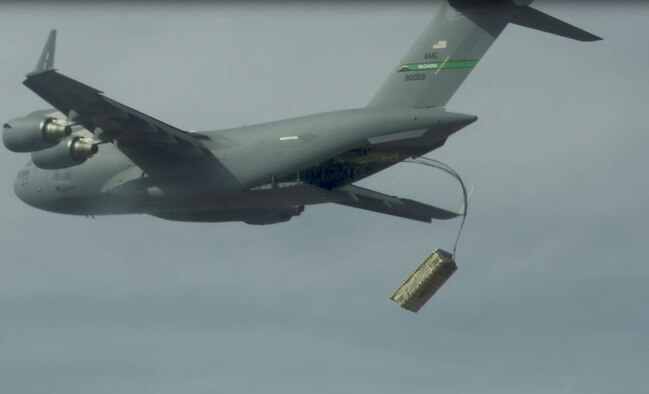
368, 1, 601, 109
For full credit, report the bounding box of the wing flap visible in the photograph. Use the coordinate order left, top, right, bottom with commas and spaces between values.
335, 185, 460, 222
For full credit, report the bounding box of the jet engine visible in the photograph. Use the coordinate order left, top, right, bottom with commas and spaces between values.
31, 136, 98, 170
3, 112, 72, 153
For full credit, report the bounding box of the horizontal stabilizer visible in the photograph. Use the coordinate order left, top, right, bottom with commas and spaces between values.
335, 185, 460, 223
511, 6, 602, 42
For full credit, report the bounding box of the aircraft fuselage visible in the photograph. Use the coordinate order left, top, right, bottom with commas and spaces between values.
13, 107, 476, 223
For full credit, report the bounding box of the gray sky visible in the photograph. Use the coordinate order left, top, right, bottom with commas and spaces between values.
1, 2, 648, 394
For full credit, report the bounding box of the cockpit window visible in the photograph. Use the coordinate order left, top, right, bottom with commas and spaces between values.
3, 123, 11, 129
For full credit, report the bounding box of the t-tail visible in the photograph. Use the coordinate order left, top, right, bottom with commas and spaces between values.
368, 0, 601, 108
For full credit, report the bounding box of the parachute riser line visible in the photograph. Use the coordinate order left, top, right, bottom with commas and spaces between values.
403, 157, 468, 257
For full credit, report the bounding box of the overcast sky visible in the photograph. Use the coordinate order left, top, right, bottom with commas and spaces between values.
1, 2, 648, 394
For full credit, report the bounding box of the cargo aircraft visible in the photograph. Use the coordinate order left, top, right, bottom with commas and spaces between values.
3, 1, 600, 225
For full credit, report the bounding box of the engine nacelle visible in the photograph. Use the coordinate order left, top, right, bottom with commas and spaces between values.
31, 137, 98, 170
3, 112, 72, 153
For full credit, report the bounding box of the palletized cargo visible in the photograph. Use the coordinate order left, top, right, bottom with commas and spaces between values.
390, 248, 457, 312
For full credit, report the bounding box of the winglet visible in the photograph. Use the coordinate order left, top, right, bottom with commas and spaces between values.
28, 30, 57, 76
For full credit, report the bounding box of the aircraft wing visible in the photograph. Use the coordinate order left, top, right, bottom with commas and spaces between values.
221, 181, 459, 223
22, 30, 209, 158
335, 185, 460, 222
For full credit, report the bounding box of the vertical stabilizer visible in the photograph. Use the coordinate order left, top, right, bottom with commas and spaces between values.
368, 2, 517, 108
368, 1, 601, 109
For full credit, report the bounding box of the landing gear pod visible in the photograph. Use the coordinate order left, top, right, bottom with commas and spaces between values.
31, 136, 98, 170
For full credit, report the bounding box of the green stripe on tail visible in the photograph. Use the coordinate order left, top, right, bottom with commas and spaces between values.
397, 59, 479, 73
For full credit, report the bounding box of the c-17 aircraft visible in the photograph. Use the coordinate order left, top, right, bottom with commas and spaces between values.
3, 1, 600, 225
